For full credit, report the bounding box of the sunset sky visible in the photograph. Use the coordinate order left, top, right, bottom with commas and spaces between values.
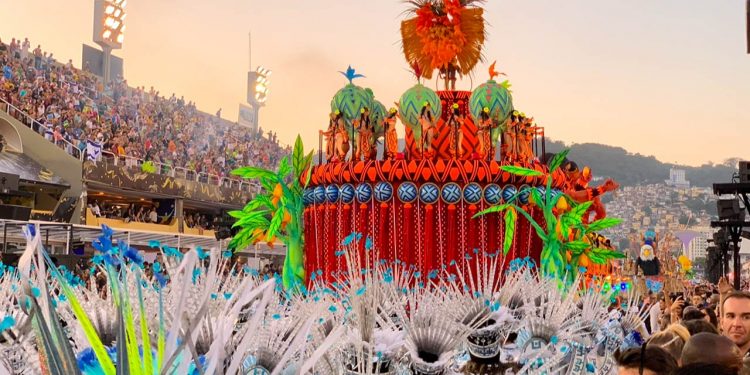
2, 0, 748, 166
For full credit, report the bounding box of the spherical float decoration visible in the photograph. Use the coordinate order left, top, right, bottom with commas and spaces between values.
303, 188, 313, 206
331, 84, 373, 122
464, 183, 483, 204
340, 183, 355, 204
518, 185, 531, 205
355, 183, 373, 203
501, 185, 518, 203
483, 184, 502, 205
370, 100, 387, 138
441, 182, 462, 204
325, 184, 340, 203
313, 186, 327, 204
374, 181, 394, 202
419, 183, 440, 204
398, 84, 442, 139
469, 80, 514, 144
398, 182, 418, 203
469, 80, 513, 125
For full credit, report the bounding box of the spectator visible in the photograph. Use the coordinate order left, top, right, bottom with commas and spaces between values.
647, 330, 686, 365
682, 319, 718, 336
681, 333, 742, 371
616, 345, 678, 375
721, 291, 750, 357
672, 363, 739, 375
148, 207, 158, 223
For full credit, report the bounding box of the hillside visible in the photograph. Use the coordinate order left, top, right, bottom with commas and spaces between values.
544, 140, 738, 187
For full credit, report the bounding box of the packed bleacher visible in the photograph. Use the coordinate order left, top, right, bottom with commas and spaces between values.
0, 36, 289, 183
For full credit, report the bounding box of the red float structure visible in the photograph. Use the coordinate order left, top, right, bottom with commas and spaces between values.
303, 89, 566, 283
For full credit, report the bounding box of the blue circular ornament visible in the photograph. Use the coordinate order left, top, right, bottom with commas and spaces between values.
303, 188, 313, 205
340, 184, 355, 204
483, 184, 502, 205
313, 186, 326, 204
374, 182, 394, 202
441, 183, 462, 204
463, 183, 482, 204
501, 185, 518, 203
518, 185, 531, 204
419, 183, 440, 204
325, 185, 340, 203
398, 182, 418, 203
355, 183, 372, 203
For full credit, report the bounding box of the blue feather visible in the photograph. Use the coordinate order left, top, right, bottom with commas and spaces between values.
338, 65, 365, 84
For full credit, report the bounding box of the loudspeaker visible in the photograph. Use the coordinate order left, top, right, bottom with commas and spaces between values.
717, 198, 742, 221
739, 161, 750, 183
0, 204, 31, 221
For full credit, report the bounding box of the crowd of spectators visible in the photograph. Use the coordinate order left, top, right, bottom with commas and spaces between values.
0, 36, 289, 181
88, 200, 161, 224
613, 279, 750, 374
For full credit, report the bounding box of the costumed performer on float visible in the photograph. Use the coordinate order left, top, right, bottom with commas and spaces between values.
419, 102, 437, 158
503, 111, 521, 161
560, 161, 619, 224
333, 110, 349, 162
518, 117, 536, 163
354, 107, 374, 161
320, 113, 336, 161
446, 103, 465, 159
384, 107, 400, 159
477, 107, 493, 160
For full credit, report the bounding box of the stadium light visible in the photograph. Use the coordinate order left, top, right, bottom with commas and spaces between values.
93, 0, 127, 84
252, 65, 271, 104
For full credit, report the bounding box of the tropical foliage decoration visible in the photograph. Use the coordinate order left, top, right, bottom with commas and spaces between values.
228, 135, 313, 292
476, 149, 625, 284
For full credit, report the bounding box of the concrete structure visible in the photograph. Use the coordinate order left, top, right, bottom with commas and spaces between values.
665, 168, 690, 188
687, 226, 713, 261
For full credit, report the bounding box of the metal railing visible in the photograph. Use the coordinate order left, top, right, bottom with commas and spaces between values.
0, 97, 260, 194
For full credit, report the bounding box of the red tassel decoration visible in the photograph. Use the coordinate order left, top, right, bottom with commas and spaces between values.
341, 203, 352, 277
359, 203, 368, 265
403, 202, 413, 267
303, 207, 312, 285
424, 204, 435, 273
378, 202, 388, 263
487, 210, 498, 254
467, 204, 478, 253
326, 204, 336, 281
447, 204, 457, 267
317, 205, 326, 277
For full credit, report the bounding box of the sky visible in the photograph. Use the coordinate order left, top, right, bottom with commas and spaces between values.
2, 0, 749, 166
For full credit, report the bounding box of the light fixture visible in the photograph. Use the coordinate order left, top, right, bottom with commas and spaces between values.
103, 30, 112, 38
105, 5, 115, 14
116, 34, 124, 43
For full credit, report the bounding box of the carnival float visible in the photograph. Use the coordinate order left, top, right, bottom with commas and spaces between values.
229, 0, 623, 290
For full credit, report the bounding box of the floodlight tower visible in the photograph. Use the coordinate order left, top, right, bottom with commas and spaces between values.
93, 0, 126, 84
244, 33, 271, 132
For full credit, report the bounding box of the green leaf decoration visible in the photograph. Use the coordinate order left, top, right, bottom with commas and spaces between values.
266, 207, 284, 241
474, 204, 510, 218
292, 135, 305, 178
503, 208, 517, 255
232, 166, 277, 180
303, 151, 314, 188
591, 248, 627, 260
564, 240, 591, 252
548, 149, 571, 173
586, 217, 623, 233
500, 165, 543, 177
228, 210, 245, 219
569, 201, 594, 221
277, 156, 292, 178
529, 187, 544, 209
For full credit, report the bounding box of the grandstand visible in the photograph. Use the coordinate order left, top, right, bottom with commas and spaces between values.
0, 36, 287, 264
